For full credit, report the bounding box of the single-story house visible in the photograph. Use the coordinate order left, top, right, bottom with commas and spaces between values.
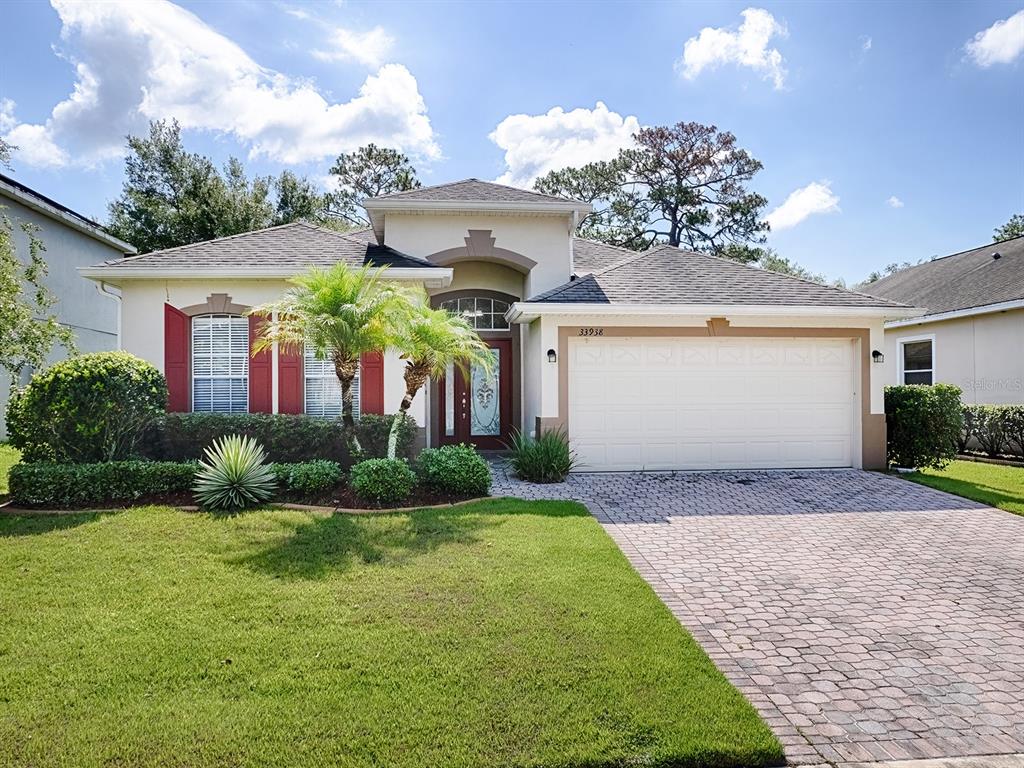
81, 179, 919, 471
1, 173, 135, 437
864, 235, 1024, 405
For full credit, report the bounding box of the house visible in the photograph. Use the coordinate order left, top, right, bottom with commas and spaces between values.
80, 178, 918, 471
865, 235, 1024, 405
0, 173, 135, 438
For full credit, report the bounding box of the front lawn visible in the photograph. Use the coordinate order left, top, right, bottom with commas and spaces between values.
908, 459, 1024, 516
0, 443, 19, 495
0, 501, 781, 768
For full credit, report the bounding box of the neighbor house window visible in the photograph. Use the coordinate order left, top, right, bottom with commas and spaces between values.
191, 314, 249, 412
901, 339, 934, 385
440, 297, 510, 330
304, 345, 359, 419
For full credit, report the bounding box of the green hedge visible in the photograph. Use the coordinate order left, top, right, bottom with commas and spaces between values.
350, 458, 415, 505
270, 460, 343, 496
144, 413, 417, 466
962, 404, 1024, 458
885, 384, 963, 469
416, 444, 491, 497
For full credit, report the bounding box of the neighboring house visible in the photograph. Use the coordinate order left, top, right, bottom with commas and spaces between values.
0, 173, 134, 438
81, 178, 917, 471
865, 235, 1024, 405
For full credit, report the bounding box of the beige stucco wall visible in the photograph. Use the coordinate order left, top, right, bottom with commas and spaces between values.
429, 260, 524, 299
382, 212, 571, 298
884, 308, 1024, 404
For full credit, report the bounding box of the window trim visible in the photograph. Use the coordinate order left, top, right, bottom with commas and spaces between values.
898, 333, 936, 386
440, 296, 512, 331
190, 313, 250, 413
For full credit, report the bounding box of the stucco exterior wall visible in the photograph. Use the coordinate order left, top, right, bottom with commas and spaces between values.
883, 308, 1024, 404
429, 260, 524, 299
382, 213, 571, 298
0, 195, 123, 437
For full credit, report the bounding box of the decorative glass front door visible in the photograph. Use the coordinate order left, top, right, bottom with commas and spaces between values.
439, 340, 511, 448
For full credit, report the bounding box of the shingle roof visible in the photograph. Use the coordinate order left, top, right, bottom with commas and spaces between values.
572, 238, 638, 274
529, 244, 909, 308
367, 178, 582, 205
861, 236, 1024, 316
88, 222, 431, 271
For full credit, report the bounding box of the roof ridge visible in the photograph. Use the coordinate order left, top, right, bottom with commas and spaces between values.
370, 177, 580, 204
115, 221, 307, 262
872, 235, 1024, 284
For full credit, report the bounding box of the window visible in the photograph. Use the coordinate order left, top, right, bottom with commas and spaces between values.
901, 339, 934, 385
304, 345, 359, 419
192, 314, 249, 412
440, 297, 510, 330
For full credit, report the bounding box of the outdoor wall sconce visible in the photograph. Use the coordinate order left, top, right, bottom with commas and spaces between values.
547, 349, 557, 363
872, 350, 884, 364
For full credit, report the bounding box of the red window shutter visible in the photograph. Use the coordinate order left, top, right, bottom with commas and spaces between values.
279, 344, 304, 414
248, 316, 272, 413
164, 303, 190, 412
360, 351, 384, 415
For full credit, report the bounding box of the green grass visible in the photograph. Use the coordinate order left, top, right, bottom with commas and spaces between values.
908, 459, 1024, 516
0, 444, 20, 495
0, 501, 781, 768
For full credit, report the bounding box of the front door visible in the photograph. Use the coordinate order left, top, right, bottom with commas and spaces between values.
439, 339, 511, 449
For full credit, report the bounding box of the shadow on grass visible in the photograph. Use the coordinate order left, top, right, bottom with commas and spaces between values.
231, 499, 588, 580
0, 511, 109, 538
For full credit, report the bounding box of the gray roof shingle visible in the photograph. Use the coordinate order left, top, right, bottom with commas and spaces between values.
367, 178, 582, 205
860, 236, 1024, 316
529, 244, 909, 308
572, 238, 638, 274
89, 222, 431, 271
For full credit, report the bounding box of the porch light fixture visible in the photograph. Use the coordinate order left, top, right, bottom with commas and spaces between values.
547, 349, 557, 363
872, 350, 884, 364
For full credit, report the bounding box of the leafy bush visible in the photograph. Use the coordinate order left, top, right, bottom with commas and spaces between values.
8, 461, 195, 508
958, 405, 979, 453
145, 412, 417, 466
6, 352, 166, 463
270, 460, 343, 496
1003, 406, 1024, 457
416, 444, 491, 497
885, 384, 963, 469
352, 414, 418, 461
193, 435, 276, 512
507, 427, 578, 483
968, 405, 1008, 458
349, 458, 415, 505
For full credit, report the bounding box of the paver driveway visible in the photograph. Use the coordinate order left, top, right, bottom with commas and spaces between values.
491, 467, 1024, 766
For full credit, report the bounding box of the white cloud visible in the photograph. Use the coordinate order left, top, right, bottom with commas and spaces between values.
2, 0, 438, 169
766, 181, 840, 231
678, 8, 788, 89
965, 9, 1024, 67
886, 195, 904, 209
313, 26, 394, 68
489, 102, 640, 187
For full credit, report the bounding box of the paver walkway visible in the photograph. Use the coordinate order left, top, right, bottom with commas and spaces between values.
490, 466, 1024, 766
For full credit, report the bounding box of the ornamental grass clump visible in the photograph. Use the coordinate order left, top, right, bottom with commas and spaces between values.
507, 427, 578, 483
193, 434, 276, 512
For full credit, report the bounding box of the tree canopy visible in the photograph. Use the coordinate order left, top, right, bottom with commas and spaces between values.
994, 213, 1024, 242
0, 138, 14, 170
106, 120, 332, 254
326, 143, 421, 227
535, 122, 769, 257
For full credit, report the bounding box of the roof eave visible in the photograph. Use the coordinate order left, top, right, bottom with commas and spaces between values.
79, 265, 454, 288
884, 298, 1024, 329
507, 302, 924, 324
363, 198, 592, 215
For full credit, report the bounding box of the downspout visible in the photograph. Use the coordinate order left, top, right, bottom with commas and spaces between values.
95, 280, 122, 348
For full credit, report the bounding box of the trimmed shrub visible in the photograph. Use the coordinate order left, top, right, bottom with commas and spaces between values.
885, 384, 963, 469
958, 405, 979, 453
145, 413, 417, 466
271, 460, 343, 496
7, 352, 166, 463
969, 405, 1008, 458
1003, 406, 1024, 457
416, 444, 491, 497
8, 461, 195, 508
350, 458, 415, 505
193, 435, 276, 512
507, 427, 578, 483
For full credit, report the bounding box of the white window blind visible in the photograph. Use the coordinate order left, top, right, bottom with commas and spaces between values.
192, 314, 249, 413
304, 345, 359, 419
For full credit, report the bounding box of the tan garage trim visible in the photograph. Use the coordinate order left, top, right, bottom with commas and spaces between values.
541, 324, 886, 470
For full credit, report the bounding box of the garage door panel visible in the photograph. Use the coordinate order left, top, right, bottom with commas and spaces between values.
569, 337, 855, 471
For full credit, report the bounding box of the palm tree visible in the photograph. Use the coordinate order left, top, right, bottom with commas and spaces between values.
250, 263, 404, 450
387, 296, 493, 459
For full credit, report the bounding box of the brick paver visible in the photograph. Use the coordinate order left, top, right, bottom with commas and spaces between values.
491, 466, 1024, 766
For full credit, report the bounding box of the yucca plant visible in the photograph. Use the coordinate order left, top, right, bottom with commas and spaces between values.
506, 427, 578, 483
193, 434, 277, 512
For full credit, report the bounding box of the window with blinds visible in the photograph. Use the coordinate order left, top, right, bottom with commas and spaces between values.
191, 314, 249, 413
304, 345, 359, 419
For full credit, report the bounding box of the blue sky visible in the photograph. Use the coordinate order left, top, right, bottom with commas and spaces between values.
1, 0, 1022, 283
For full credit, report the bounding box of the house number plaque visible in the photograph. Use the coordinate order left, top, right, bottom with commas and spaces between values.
577, 328, 605, 337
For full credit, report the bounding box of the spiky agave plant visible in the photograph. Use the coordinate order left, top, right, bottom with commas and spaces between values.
193, 434, 277, 512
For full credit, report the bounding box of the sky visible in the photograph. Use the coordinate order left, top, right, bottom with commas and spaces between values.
1, 0, 1022, 284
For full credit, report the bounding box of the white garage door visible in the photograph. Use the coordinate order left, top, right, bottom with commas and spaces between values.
569, 336, 857, 471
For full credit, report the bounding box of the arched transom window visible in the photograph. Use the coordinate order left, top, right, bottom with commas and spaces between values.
440, 297, 510, 330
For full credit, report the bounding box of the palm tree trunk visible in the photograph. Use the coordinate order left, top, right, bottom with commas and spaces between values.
387, 362, 429, 459
334, 355, 362, 453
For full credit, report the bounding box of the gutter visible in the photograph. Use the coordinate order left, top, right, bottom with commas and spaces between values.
506, 302, 925, 324
95, 280, 122, 348
884, 298, 1024, 329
